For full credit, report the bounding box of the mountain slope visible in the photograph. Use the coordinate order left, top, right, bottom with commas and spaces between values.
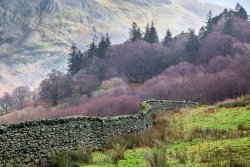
0, 0, 224, 94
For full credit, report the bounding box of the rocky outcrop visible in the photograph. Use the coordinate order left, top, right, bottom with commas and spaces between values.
0, 100, 196, 166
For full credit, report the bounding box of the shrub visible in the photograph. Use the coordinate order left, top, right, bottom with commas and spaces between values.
144, 148, 167, 167
106, 139, 128, 164
39, 71, 73, 106
71, 146, 93, 164
83, 95, 140, 117
49, 152, 76, 167
92, 77, 134, 98
49, 146, 93, 167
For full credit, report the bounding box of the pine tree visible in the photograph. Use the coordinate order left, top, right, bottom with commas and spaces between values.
236, 6, 249, 20
97, 36, 107, 59
185, 29, 200, 63
199, 26, 206, 37
163, 29, 173, 46
223, 16, 234, 35
234, 3, 241, 11
136, 27, 142, 40
67, 45, 82, 76
148, 21, 159, 44
77, 50, 83, 69
143, 23, 150, 42
211, 9, 228, 25
105, 33, 111, 47
204, 10, 213, 37
87, 39, 97, 58
129, 22, 142, 41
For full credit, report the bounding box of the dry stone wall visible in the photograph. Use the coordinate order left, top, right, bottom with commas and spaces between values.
0, 100, 196, 166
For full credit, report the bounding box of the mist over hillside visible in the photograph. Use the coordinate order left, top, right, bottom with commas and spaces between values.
0, 0, 224, 94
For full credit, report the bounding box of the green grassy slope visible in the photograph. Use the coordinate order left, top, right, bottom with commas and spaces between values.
78, 104, 250, 167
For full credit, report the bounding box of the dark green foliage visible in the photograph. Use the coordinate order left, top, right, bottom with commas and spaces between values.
129, 22, 142, 41
97, 34, 111, 59
105, 33, 111, 47
86, 39, 97, 58
143, 22, 159, 44
204, 10, 213, 37
212, 9, 228, 25
67, 45, 83, 76
97, 36, 108, 59
235, 6, 249, 20
146, 21, 159, 44
199, 26, 206, 37
223, 16, 235, 35
81, 54, 90, 69
87, 34, 111, 60
185, 29, 200, 63
149, 22, 159, 43
163, 29, 173, 46
234, 3, 241, 11
143, 24, 151, 42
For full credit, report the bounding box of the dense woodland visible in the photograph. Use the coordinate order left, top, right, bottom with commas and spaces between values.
0, 4, 250, 120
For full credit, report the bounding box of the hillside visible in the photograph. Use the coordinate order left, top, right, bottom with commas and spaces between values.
0, 0, 224, 94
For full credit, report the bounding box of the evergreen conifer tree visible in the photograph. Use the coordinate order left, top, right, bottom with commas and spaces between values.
204, 10, 213, 37
129, 22, 142, 41
235, 3, 241, 11
236, 6, 249, 20
87, 39, 97, 58
223, 16, 234, 35
67, 45, 82, 75
97, 36, 107, 59
136, 27, 142, 40
148, 21, 159, 44
199, 26, 206, 37
185, 29, 200, 62
105, 33, 111, 47
143, 24, 150, 42
163, 29, 173, 46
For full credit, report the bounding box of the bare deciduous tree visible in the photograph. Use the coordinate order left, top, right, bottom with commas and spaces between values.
39, 70, 72, 106
12, 86, 32, 109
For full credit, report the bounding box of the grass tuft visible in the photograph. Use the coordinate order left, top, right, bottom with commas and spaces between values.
49, 146, 93, 167
106, 139, 128, 164
144, 148, 167, 167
